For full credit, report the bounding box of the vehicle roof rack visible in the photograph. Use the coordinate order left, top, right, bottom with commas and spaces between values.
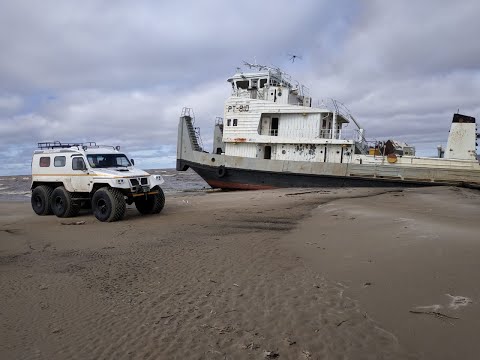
37, 141, 97, 149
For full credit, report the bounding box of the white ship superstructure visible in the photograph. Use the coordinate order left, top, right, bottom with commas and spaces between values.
217, 64, 367, 165
177, 64, 480, 189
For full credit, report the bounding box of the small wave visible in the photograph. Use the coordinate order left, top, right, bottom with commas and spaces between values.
22, 177, 30, 180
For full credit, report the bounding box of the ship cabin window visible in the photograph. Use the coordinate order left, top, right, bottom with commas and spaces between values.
322, 119, 327, 128
259, 79, 267, 88
227, 119, 231, 126
251, 79, 258, 89
271, 117, 279, 136
236, 80, 249, 90
233, 119, 238, 126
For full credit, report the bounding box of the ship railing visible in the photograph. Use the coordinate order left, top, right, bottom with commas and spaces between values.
317, 128, 365, 141
194, 126, 205, 150
317, 129, 346, 140
232, 88, 266, 100
318, 130, 332, 139
181, 107, 204, 152
232, 89, 252, 98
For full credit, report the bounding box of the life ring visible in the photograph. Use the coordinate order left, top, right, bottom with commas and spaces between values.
387, 153, 398, 163
217, 165, 226, 178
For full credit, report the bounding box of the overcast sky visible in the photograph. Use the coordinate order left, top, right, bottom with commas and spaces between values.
1, 0, 479, 175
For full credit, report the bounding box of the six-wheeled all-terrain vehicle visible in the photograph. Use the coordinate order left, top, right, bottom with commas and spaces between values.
31, 142, 165, 222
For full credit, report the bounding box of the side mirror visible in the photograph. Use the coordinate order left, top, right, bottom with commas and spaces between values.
131, 159, 135, 165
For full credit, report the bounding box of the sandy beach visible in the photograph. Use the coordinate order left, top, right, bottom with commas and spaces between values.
1, 186, 480, 359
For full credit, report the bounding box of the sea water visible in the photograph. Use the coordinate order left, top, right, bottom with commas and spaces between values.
0, 169, 210, 202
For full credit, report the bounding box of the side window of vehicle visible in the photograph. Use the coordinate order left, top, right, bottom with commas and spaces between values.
72, 157, 86, 170
39, 157, 50, 167
54, 156, 66, 167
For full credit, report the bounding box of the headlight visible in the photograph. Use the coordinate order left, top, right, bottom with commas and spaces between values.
116, 179, 125, 184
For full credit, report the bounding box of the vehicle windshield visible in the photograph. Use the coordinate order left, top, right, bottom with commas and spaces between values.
87, 154, 132, 168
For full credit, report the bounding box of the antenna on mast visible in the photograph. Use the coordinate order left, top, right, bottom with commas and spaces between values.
287, 53, 303, 63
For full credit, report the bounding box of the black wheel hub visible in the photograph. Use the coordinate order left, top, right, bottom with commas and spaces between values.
97, 199, 108, 214
54, 196, 64, 212
34, 195, 42, 209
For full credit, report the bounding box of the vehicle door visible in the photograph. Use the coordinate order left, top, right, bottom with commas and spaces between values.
70, 156, 91, 192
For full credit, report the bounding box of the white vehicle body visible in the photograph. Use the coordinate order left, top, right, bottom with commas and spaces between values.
31, 142, 165, 222
32, 146, 164, 194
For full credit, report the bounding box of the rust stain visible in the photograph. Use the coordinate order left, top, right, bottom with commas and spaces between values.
234, 138, 247, 142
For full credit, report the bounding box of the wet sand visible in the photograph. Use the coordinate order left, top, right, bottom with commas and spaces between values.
1, 187, 479, 359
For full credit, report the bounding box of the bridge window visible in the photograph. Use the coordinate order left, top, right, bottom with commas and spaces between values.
227, 119, 231, 126
233, 119, 238, 126
236, 80, 249, 89
259, 79, 267, 88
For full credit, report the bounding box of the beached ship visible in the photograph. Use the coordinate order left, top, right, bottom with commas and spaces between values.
177, 63, 480, 189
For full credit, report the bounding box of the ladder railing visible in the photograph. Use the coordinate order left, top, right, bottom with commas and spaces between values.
181, 107, 203, 152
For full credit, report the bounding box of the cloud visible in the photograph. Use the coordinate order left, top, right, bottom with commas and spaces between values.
304, 0, 480, 153
0, 94, 23, 115
0, 79, 229, 174
0, 0, 342, 93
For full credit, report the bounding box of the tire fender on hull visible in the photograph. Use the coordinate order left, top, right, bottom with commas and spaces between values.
216, 165, 226, 178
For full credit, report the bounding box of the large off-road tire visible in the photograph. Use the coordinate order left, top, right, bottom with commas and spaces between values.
135, 187, 165, 215
51, 186, 80, 218
92, 187, 126, 222
31, 185, 53, 215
